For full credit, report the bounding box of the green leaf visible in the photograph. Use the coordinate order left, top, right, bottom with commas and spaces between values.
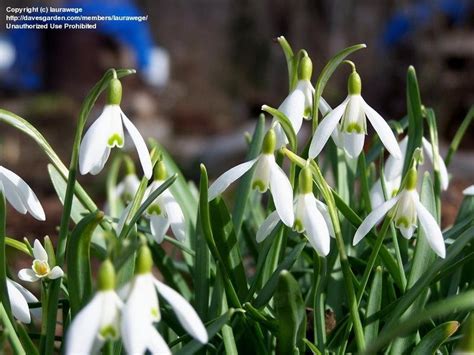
262, 104, 297, 152
412, 321, 460, 355
276, 36, 297, 91
0, 302, 25, 355
303, 338, 322, 355
312, 43, 366, 132
275, 270, 306, 355
0, 193, 12, 324
403, 66, 424, 175
364, 266, 383, 345
445, 105, 474, 167
66, 211, 104, 316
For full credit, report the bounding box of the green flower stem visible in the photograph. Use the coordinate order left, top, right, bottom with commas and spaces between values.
39, 283, 49, 351
313, 254, 327, 352
0, 192, 13, 323
282, 148, 366, 351
0, 302, 25, 354
106, 155, 123, 219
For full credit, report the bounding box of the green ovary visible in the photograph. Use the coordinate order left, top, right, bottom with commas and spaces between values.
107, 133, 124, 147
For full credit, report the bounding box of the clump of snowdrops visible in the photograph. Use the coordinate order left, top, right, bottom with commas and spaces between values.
0, 37, 473, 354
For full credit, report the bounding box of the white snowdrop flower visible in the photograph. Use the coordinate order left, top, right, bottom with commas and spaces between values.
121, 246, 208, 355
79, 77, 152, 179
115, 173, 140, 202
463, 185, 474, 195
18, 239, 63, 282
309, 68, 402, 160
66, 260, 123, 355
144, 161, 185, 244
6, 278, 38, 324
0, 166, 45, 221
273, 55, 331, 148
257, 166, 334, 256
354, 168, 446, 258
370, 136, 449, 209
208, 129, 294, 227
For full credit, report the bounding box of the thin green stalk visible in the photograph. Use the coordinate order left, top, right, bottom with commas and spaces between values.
313, 255, 327, 352
39, 283, 49, 351
0, 192, 12, 322
0, 303, 25, 355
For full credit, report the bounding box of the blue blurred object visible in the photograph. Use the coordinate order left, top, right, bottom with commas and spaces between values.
2, 0, 168, 90
383, 0, 472, 47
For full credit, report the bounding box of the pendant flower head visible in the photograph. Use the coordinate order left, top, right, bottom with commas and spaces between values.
66, 260, 123, 355
6, 278, 38, 324
354, 168, 446, 258
273, 55, 331, 148
144, 161, 186, 244
18, 239, 63, 282
121, 246, 208, 355
370, 136, 449, 208
0, 166, 45, 221
79, 76, 152, 179
257, 166, 334, 256
208, 128, 294, 227
309, 67, 402, 159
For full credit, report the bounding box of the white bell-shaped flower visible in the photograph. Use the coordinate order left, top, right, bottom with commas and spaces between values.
144, 161, 185, 244
6, 278, 38, 324
18, 239, 63, 282
115, 173, 140, 202
208, 129, 294, 227
79, 77, 152, 179
273, 55, 331, 148
0, 166, 45, 220
354, 168, 446, 258
257, 166, 334, 256
309, 69, 402, 160
121, 246, 208, 355
66, 260, 123, 355
370, 136, 449, 208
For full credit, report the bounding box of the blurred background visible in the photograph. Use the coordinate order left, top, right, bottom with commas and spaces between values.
0, 0, 473, 241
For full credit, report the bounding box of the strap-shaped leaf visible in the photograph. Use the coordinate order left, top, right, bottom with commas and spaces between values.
412, 321, 459, 355
262, 104, 297, 152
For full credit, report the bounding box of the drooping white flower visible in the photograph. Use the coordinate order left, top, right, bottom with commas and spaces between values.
273, 55, 331, 148
0, 166, 45, 221
66, 260, 123, 355
354, 168, 445, 258
463, 185, 474, 195
79, 77, 152, 179
6, 278, 38, 323
309, 69, 402, 159
144, 161, 185, 244
370, 136, 449, 209
208, 129, 294, 227
18, 239, 63, 282
257, 166, 334, 256
121, 246, 208, 355
115, 173, 140, 202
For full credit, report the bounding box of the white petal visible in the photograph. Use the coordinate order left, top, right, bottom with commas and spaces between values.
48, 266, 64, 280
362, 99, 402, 159
18, 269, 39, 282
6, 279, 31, 323
65, 292, 103, 355
385, 136, 407, 180
121, 111, 153, 179
341, 132, 365, 158
370, 180, 385, 209
302, 194, 331, 256
256, 210, 280, 243
276, 89, 305, 133
463, 185, 474, 196
164, 195, 186, 242
314, 199, 335, 238
269, 160, 294, 227
33, 239, 48, 262
399, 225, 416, 239
79, 108, 112, 175
273, 123, 288, 150
146, 326, 172, 355
0, 167, 45, 221
154, 279, 208, 344
107, 109, 125, 148
319, 97, 332, 117
309, 98, 348, 158
150, 214, 170, 244
208, 158, 258, 201
353, 196, 400, 245
88, 147, 111, 176
421, 138, 449, 190
415, 200, 446, 258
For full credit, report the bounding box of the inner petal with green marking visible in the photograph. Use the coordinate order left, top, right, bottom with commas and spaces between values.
107, 133, 124, 147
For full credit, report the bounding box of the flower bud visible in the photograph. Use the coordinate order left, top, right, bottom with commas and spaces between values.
43, 236, 56, 267
98, 259, 116, 291
135, 245, 153, 275
298, 166, 313, 194
347, 71, 362, 95
107, 78, 122, 105
262, 129, 276, 154
154, 160, 167, 181
298, 55, 313, 81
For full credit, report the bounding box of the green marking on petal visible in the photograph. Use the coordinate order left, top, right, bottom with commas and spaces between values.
147, 204, 162, 215
151, 307, 160, 319
345, 123, 364, 134
252, 180, 267, 192
304, 107, 312, 118
99, 325, 118, 340
396, 216, 411, 229
391, 188, 399, 198
107, 133, 124, 147
293, 219, 304, 233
